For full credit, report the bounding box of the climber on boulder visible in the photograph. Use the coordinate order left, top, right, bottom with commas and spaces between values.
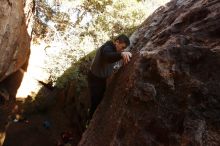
87, 34, 132, 120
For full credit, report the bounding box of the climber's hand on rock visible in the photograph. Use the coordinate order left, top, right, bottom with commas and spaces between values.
121, 52, 132, 64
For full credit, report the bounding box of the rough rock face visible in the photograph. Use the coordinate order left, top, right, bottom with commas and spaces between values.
79, 0, 220, 145
0, 0, 33, 82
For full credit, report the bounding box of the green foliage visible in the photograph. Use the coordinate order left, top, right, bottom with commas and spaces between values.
82, 0, 113, 13
55, 50, 96, 89
33, 17, 48, 40
78, 0, 148, 43
33, 0, 70, 42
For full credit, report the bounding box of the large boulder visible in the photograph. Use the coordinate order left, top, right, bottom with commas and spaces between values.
79, 0, 220, 145
0, 0, 33, 81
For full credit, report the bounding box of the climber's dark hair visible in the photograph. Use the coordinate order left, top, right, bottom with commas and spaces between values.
115, 34, 130, 47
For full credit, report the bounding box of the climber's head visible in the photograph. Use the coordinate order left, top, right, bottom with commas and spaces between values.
114, 34, 130, 52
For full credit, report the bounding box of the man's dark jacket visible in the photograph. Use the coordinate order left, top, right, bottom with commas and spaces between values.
90, 41, 122, 78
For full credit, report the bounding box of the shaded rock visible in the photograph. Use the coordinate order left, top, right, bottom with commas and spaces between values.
133, 82, 156, 102
78, 0, 220, 146
0, 88, 9, 102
